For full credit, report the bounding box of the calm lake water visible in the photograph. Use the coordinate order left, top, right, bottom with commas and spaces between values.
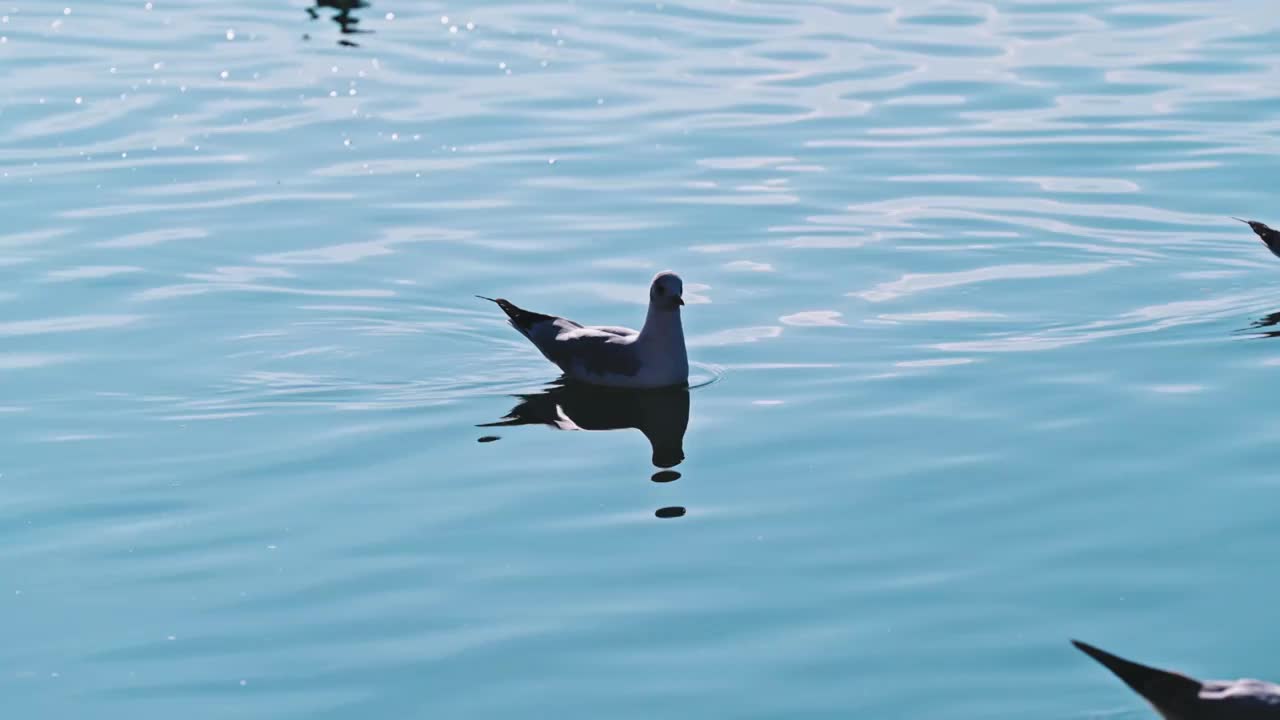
4, 1, 1280, 717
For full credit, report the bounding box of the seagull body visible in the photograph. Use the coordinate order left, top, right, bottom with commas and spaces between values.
479, 271, 689, 389
1073, 640, 1280, 719
1234, 218, 1280, 259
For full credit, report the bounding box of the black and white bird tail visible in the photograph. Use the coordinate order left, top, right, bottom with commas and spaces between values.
1234, 217, 1280, 259
476, 296, 558, 335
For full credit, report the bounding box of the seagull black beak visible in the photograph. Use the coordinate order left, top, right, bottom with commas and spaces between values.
676, 296, 685, 306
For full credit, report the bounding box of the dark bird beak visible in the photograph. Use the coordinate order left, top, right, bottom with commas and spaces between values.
676, 296, 685, 306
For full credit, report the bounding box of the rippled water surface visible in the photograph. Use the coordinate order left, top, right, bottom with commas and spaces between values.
5, 1, 1280, 717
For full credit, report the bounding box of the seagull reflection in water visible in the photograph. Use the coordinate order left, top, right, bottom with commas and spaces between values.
305, 0, 370, 46
479, 381, 690, 471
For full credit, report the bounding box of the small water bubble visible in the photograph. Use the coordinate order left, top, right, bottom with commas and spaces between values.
440, 15, 448, 24
63, 7, 71, 15
225, 28, 235, 40
239, 680, 247, 687
219, 70, 228, 79
166, 635, 176, 641
342, 138, 351, 147
1, 15, 8, 22
74, 96, 82, 104
120, 152, 127, 158
498, 61, 506, 70
596, 97, 605, 105
330, 65, 338, 73
144, 2, 152, 9
548, 158, 556, 164
551, 28, 559, 36
390, 133, 399, 140
178, 85, 186, 92
449, 25, 457, 33
153, 61, 163, 70
109, 66, 116, 73
328, 90, 337, 97
348, 88, 356, 96
193, 145, 199, 151
465, 21, 474, 30
51, 19, 62, 29
540, 60, 548, 67
505, 68, 511, 75
1, 36, 6, 43
385, 12, 394, 20
412, 133, 421, 140
51, 672, 60, 678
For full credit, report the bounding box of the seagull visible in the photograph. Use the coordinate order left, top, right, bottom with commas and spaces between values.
1072, 639, 1280, 719
1234, 217, 1280, 259
478, 271, 689, 389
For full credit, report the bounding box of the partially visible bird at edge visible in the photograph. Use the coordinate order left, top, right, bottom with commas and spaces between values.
1073, 639, 1280, 719
1235, 217, 1280, 259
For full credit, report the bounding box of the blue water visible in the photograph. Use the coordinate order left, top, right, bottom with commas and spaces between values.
5, 1, 1280, 717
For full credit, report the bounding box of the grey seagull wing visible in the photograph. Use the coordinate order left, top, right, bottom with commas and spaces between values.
478, 297, 641, 378
539, 326, 642, 378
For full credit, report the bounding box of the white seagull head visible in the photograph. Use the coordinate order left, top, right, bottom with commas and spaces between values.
649, 271, 685, 311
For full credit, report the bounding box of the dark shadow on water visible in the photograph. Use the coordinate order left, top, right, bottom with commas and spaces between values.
478, 381, 690, 469
306, 0, 371, 46
1243, 310, 1280, 339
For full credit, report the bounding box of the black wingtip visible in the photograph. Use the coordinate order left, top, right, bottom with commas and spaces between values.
1072, 639, 1112, 663
1232, 218, 1280, 258
475, 295, 558, 334
1072, 640, 1202, 711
